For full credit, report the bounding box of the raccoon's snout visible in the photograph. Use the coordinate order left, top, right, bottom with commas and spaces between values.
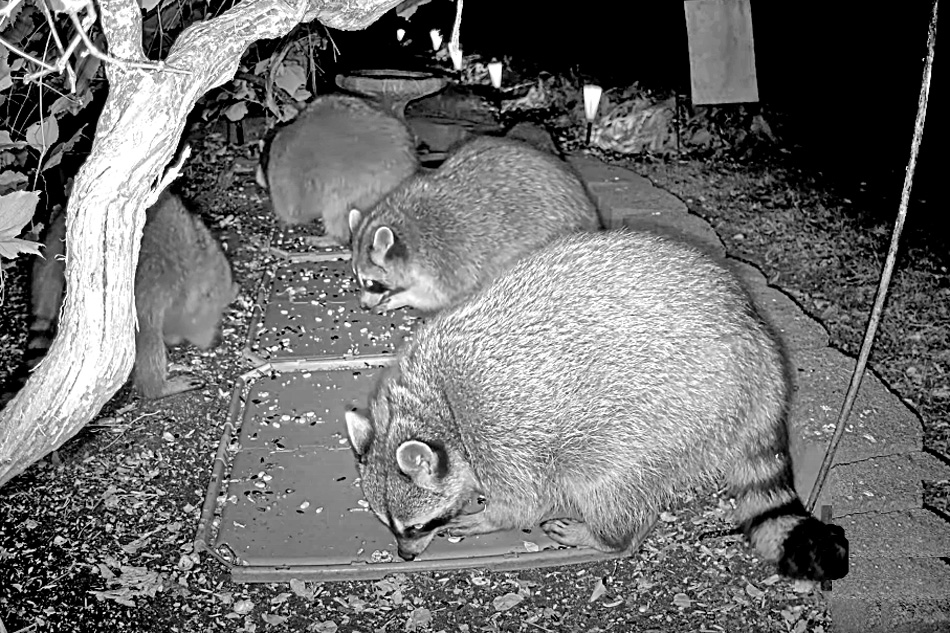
359, 293, 380, 311
396, 547, 417, 562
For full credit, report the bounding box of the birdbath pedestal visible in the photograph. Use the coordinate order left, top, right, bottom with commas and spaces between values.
335, 69, 448, 121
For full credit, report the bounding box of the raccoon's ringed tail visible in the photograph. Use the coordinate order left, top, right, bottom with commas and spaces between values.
745, 498, 849, 582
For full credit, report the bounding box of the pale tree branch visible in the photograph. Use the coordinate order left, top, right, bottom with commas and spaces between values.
0, 0, 404, 488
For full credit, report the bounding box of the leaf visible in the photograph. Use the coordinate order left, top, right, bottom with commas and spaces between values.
0, 170, 28, 193
224, 102, 248, 122
289, 578, 312, 599
0, 131, 26, 149
588, 579, 607, 603
0, 190, 39, 236
405, 607, 432, 631
311, 622, 337, 633
0, 236, 42, 260
274, 63, 306, 99
396, 0, 434, 19
25, 115, 59, 150
745, 582, 764, 599
261, 613, 287, 625
139, 0, 166, 12
89, 588, 136, 607
762, 574, 781, 586
0, 72, 11, 93
50, 94, 84, 116
492, 592, 524, 612
233, 599, 255, 615
42, 124, 86, 173
672, 593, 691, 608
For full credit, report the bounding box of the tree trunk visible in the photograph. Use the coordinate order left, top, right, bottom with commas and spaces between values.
0, 0, 401, 488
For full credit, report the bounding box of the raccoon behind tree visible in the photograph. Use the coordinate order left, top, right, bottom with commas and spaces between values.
17, 190, 238, 401
263, 94, 418, 246
348, 135, 603, 313
345, 229, 849, 581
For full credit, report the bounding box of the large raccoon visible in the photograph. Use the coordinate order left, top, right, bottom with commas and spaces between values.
263, 94, 418, 246
348, 135, 602, 313
345, 229, 848, 581
14, 190, 238, 401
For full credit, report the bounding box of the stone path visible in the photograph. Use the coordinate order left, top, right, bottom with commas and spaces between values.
570, 153, 950, 633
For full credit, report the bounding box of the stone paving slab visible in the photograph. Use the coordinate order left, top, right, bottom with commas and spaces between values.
806, 452, 947, 516
837, 508, 950, 558
831, 558, 950, 633
789, 346, 923, 463
728, 260, 831, 351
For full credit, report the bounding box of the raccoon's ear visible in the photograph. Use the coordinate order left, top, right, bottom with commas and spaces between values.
395, 440, 446, 488
372, 226, 395, 255
348, 208, 362, 234
344, 410, 374, 456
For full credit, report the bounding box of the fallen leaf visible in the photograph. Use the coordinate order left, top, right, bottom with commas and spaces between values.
233, 599, 255, 615
745, 582, 764, 598
262, 613, 287, 625
589, 579, 607, 603
405, 607, 432, 631
672, 593, 691, 608
493, 592, 524, 612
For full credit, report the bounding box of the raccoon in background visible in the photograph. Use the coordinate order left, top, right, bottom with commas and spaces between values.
261, 94, 418, 246
345, 230, 848, 581
9, 190, 238, 403
348, 136, 602, 313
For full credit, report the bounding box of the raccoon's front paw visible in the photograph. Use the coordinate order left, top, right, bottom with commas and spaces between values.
152, 375, 205, 400
375, 295, 412, 313
445, 513, 493, 538
541, 518, 601, 549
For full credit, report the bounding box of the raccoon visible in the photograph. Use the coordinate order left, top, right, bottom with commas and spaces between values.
263, 94, 418, 246
16, 190, 238, 401
348, 135, 603, 313
345, 229, 849, 581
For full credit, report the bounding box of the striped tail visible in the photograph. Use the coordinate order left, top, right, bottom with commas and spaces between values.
729, 434, 849, 581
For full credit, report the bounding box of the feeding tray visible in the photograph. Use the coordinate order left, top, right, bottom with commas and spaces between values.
195, 360, 652, 582
244, 251, 424, 364
336, 69, 448, 120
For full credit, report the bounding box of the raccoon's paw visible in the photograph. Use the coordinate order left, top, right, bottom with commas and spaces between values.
541, 518, 618, 551
148, 375, 205, 400
445, 512, 495, 538
376, 294, 413, 313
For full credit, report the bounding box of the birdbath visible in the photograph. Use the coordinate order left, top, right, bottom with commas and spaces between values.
335, 69, 448, 121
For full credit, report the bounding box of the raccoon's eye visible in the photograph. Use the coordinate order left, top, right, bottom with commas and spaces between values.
363, 279, 389, 295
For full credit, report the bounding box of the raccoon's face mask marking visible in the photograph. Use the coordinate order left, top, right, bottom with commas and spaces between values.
351, 225, 410, 312
344, 411, 469, 561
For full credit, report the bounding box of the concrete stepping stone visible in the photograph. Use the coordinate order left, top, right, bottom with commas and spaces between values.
805, 451, 949, 516
790, 346, 923, 463
831, 557, 950, 633
837, 508, 950, 559
728, 260, 831, 351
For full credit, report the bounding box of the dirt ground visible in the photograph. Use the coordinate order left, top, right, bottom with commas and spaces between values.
2, 118, 943, 632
